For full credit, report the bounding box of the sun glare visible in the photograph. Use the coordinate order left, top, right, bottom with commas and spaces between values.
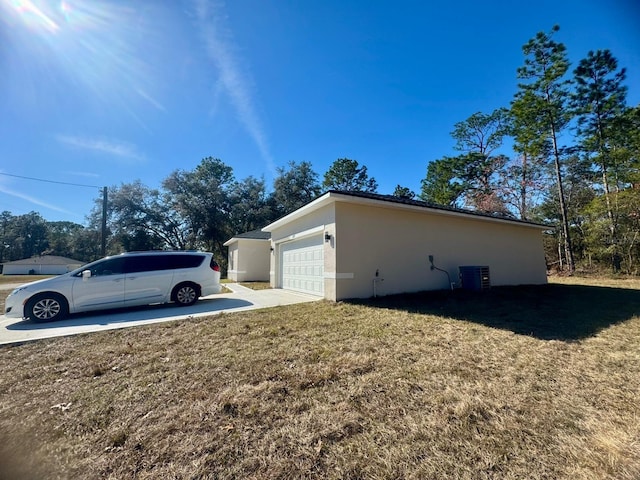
2, 0, 60, 33
1, 0, 156, 109
60, 0, 72, 21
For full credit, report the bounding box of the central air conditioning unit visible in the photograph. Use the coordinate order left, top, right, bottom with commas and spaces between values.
459, 266, 490, 291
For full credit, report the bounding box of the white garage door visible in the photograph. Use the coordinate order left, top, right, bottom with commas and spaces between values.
280, 235, 324, 296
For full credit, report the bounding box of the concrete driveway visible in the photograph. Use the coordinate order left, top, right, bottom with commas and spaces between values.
0, 284, 319, 346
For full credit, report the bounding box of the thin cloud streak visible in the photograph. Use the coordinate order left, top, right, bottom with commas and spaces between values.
193, 0, 276, 175
0, 184, 74, 215
136, 88, 166, 112
64, 171, 100, 178
56, 135, 145, 162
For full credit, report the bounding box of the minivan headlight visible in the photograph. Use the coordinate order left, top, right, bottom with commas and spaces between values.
9, 286, 29, 296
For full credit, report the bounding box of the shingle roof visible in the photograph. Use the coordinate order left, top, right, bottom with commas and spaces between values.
232, 229, 271, 240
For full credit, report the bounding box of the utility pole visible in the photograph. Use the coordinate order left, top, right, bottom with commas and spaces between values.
101, 186, 107, 256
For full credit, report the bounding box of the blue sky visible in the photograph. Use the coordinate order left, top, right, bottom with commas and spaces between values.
1, 0, 639, 224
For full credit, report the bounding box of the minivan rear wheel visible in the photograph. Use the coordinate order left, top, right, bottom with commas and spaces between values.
26, 293, 69, 322
173, 283, 200, 306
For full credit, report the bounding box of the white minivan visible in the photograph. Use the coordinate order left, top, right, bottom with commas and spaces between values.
4, 251, 222, 322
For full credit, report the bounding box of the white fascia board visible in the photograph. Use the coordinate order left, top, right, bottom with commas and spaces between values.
262, 193, 335, 232
223, 237, 270, 247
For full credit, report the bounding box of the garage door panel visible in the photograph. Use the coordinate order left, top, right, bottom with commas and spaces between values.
280, 235, 324, 296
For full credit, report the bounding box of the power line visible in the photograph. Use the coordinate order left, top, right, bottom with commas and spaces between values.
0, 172, 100, 189
0, 172, 109, 253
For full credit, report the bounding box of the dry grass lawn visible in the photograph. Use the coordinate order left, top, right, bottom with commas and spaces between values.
0, 274, 52, 285
239, 282, 272, 290
0, 276, 639, 479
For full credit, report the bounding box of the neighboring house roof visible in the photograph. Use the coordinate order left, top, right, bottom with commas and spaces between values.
263, 190, 550, 232
223, 229, 271, 246
2, 255, 84, 266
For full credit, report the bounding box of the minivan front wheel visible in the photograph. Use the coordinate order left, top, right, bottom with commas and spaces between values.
173, 283, 200, 306
26, 293, 69, 322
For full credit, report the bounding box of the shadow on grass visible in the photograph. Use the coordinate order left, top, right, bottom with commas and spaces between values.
350, 284, 640, 341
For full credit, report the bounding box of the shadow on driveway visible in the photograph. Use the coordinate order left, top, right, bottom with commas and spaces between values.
350, 283, 640, 341
7, 297, 253, 331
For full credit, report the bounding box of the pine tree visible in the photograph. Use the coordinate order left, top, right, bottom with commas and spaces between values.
572, 49, 628, 269
515, 25, 575, 273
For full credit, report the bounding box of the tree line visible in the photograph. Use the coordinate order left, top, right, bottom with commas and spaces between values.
421, 26, 639, 274
1, 26, 638, 274
0, 157, 379, 270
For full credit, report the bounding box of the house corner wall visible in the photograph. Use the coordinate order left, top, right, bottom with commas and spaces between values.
334, 202, 547, 300
226, 243, 239, 281
237, 239, 271, 282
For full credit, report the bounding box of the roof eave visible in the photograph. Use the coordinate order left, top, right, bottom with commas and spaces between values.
336, 193, 550, 230
263, 191, 549, 231
262, 192, 335, 232
223, 237, 270, 246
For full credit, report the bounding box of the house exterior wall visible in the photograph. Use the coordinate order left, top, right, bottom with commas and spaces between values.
3, 264, 78, 275
268, 204, 338, 300
226, 239, 270, 282
334, 202, 547, 300
238, 239, 270, 282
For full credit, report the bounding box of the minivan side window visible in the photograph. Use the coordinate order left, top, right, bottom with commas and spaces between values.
125, 255, 167, 274
89, 258, 125, 276
167, 254, 205, 269
123, 254, 205, 273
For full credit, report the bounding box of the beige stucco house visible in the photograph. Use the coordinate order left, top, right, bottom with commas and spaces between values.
262, 190, 548, 301
2, 255, 84, 275
223, 229, 271, 282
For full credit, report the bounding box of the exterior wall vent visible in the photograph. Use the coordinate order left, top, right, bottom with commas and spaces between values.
459, 266, 491, 291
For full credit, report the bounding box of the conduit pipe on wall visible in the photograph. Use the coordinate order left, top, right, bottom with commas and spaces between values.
373, 269, 384, 297
428, 255, 455, 291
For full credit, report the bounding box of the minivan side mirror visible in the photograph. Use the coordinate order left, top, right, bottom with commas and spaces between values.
82, 270, 92, 280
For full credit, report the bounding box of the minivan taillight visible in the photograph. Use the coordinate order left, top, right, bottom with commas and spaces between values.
210, 259, 220, 272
